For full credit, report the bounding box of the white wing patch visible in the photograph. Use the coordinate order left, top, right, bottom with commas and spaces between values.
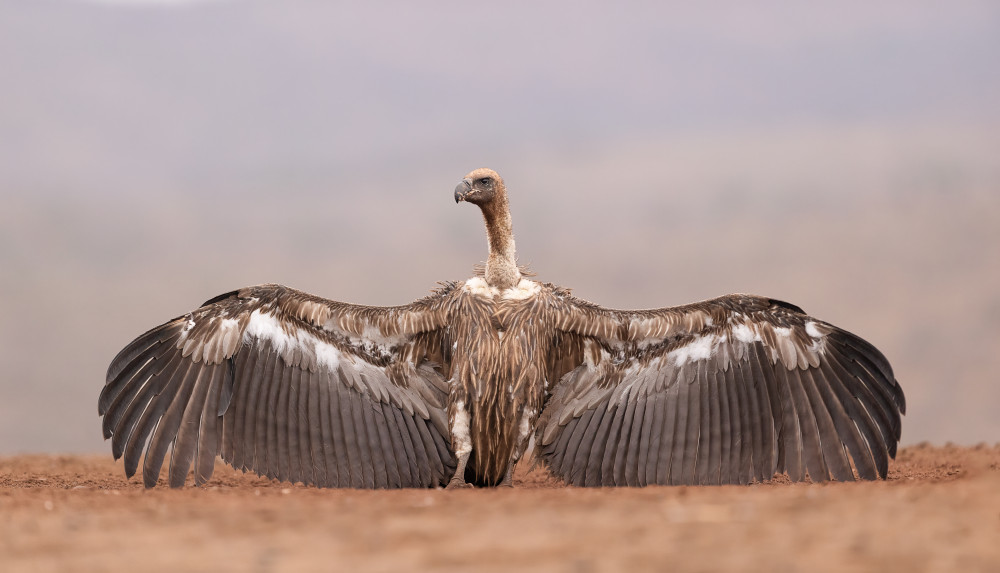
731, 323, 762, 344
668, 333, 720, 366
663, 319, 828, 371
805, 321, 825, 339
244, 309, 343, 371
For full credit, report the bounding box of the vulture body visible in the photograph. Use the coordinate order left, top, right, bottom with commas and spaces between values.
100, 168, 905, 488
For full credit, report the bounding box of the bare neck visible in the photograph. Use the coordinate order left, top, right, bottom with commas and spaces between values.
479, 195, 521, 289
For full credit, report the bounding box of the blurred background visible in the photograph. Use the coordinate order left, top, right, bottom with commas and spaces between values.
1, 0, 997, 453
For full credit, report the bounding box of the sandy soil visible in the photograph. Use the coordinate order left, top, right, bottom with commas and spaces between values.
1, 444, 998, 573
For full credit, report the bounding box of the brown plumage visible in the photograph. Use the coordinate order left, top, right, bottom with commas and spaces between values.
100, 167, 905, 488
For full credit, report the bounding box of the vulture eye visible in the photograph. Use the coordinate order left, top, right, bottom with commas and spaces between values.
479, 178, 491, 186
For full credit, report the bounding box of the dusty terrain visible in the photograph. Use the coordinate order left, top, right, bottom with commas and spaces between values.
1, 445, 998, 573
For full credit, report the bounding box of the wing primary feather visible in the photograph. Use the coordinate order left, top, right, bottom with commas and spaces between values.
826, 347, 894, 463
144, 359, 201, 488
835, 341, 897, 414
598, 393, 626, 487
824, 351, 889, 477
102, 340, 174, 432
635, 394, 657, 487
361, 398, 384, 489
263, 350, 285, 479
278, 364, 297, 483
225, 349, 254, 469
815, 361, 878, 479
220, 363, 235, 465
169, 365, 215, 488
381, 396, 409, 489
697, 360, 715, 484
336, 373, 363, 487
682, 369, 702, 485
105, 322, 180, 388
732, 356, 760, 481
305, 369, 328, 487
294, 367, 313, 485
800, 368, 854, 481
660, 372, 682, 485
368, 400, 397, 488
345, 377, 376, 488
573, 398, 609, 486
317, 368, 339, 487
646, 392, 666, 486
399, 406, 426, 487
195, 365, 226, 485
723, 363, 746, 484
717, 363, 734, 484
291, 368, 311, 485
748, 345, 779, 480
110, 351, 182, 459
326, 369, 351, 486
547, 409, 578, 477
620, 390, 646, 488
251, 349, 277, 476
426, 408, 455, 475
217, 357, 235, 416
839, 333, 896, 388
564, 409, 597, 485
585, 402, 615, 487
788, 367, 830, 482
122, 356, 191, 478
411, 411, 446, 486
612, 387, 638, 486
399, 408, 430, 486
120, 399, 157, 478
705, 362, 723, 484
832, 341, 902, 443
544, 372, 579, 481
388, 406, 417, 487
543, 371, 584, 478
621, 389, 644, 486
712, 363, 733, 484
272, 356, 292, 482
774, 361, 805, 481
668, 368, 690, 485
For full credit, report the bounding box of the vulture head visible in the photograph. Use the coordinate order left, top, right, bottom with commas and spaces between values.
454, 167, 519, 288
454, 168, 504, 206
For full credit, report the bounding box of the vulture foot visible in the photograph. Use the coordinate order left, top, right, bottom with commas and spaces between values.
446, 478, 474, 490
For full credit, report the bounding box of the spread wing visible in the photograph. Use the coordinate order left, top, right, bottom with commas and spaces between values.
536, 294, 905, 486
99, 283, 459, 488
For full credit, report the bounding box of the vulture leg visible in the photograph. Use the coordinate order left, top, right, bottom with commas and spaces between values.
498, 406, 535, 488
498, 465, 515, 488
446, 400, 474, 489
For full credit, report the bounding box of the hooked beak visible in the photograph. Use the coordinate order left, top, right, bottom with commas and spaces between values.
454, 178, 473, 203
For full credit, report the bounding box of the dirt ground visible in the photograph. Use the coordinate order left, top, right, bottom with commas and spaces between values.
1, 444, 998, 573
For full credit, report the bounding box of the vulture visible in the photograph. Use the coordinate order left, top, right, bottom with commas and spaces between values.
100, 168, 905, 489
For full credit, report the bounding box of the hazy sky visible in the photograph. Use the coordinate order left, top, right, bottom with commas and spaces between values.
3, 1, 998, 196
